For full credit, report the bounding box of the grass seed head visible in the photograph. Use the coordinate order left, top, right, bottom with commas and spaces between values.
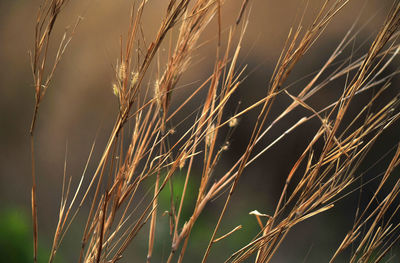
112, 83, 119, 97
118, 61, 127, 81
205, 123, 215, 147
229, 117, 239, 127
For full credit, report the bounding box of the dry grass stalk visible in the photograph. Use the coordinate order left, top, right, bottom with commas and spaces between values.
28, 0, 400, 262
29, 1, 81, 262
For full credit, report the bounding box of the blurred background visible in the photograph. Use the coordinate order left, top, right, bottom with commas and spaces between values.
1, 0, 399, 262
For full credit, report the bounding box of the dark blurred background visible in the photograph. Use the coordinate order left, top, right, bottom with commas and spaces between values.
1, 0, 399, 262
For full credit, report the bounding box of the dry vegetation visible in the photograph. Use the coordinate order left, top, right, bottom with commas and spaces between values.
29, 0, 400, 262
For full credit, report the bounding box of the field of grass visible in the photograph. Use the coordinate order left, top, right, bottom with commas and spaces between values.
1, 0, 400, 262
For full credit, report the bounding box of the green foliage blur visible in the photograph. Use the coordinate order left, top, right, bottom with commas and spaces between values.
0, 207, 64, 263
